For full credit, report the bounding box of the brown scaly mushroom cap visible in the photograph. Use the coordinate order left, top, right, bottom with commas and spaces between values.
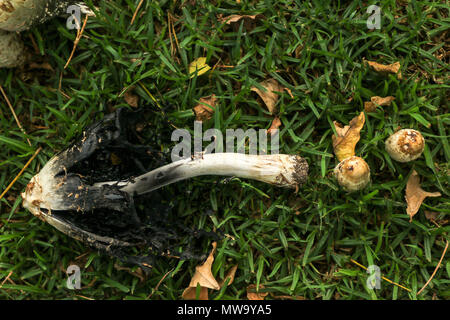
385, 129, 425, 163
333, 156, 370, 192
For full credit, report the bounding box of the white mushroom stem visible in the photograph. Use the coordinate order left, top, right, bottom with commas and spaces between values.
95, 153, 308, 196
22, 152, 308, 225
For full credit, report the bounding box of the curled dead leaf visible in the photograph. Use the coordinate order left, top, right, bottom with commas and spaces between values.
251, 78, 283, 114
181, 286, 209, 300
188, 242, 219, 290
405, 170, 441, 222
267, 116, 281, 136
217, 14, 262, 31
219, 14, 259, 24
124, 89, 139, 108
332, 112, 365, 162
193, 95, 217, 121
364, 96, 395, 112
247, 284, 268, 300
182, 242, 219, 300
219, 264, 238, 288
424, 210, 439, 222
365, 60, 402, 79
28, 62, 54, 72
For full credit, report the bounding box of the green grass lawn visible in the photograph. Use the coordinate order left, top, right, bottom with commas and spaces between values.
0, 0, 449, 300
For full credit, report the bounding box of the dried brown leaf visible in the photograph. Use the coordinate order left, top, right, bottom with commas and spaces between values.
181, 286, 209, 300
331, 112, 365, 162
219, 14, 259, 24
267, 116, 282, 136
219, 265, 238, 288
28, 62, 54, 72
364, 96, 395, 112
405, 170, 441, 222
365, 60, 402, 79
124, 90, 139, 108
247, 284, 268, 300
284, 87, 294, 98
188, 242, 220, 290
181, 242, 219, 300
193, 95, 217, 121
424, 210, 439, 221
251, 79, 283, 114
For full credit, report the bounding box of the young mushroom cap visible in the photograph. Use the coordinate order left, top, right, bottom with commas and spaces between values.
334, 156, 370, 192
385, 129, 425, 163
0, 30, 25, 68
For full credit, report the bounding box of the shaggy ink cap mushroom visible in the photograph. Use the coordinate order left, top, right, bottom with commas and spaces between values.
385, 129, 425, 163
0, 1, 95, 68
21, 108, 308, 260
333, 156, 370, 192
0, 0, 77, 32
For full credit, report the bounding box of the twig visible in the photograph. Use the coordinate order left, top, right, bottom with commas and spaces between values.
0, 271, 13, 289
57, 72, 71, 100
75, 295, 94, 300
130, 0, 144, 25
0, 147, 42, 201
64, 15, 89, 69
350, 259, 411, 292
171, 14, 180, 53
147, 269, 173, 299
0, 86, 31, 146
168, 14, 174, 57
28, 33, 40, 54
168, 13, 180, 59
418, 239, 449, 295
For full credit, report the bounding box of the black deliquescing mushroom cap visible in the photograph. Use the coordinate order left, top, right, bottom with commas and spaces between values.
22, 108, 219, 266
22, 107, 308, 267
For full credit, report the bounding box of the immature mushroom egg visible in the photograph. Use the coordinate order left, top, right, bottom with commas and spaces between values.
385, 129, 425, 162
334, 156, 370, 192
0, 30, 25, 68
